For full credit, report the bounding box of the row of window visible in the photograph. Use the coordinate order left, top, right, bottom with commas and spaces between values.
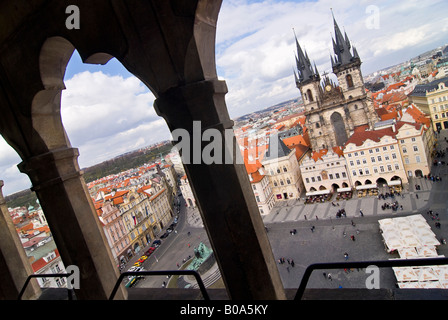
432, 104, 448, 112
305, 172, 347, 184
349, 153, 398, 166
431, 95, 448, 104
347, 145, 395, 157
269, 166, 288, 175
352, 163, 400, 176
272, 177, 293, 186
303, 161, 341, 170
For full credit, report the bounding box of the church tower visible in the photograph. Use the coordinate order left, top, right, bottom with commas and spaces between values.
294, 14, 379, 151
330, 14, 364, 101
330, 13, 379, 132
293, 34, 329, 150
294, 34, 321, 113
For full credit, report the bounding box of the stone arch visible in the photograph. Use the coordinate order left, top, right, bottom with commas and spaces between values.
376, 177, 387, 186
330, 112, 348, 146
32, 37, 75, 151
0, 0, 286, 301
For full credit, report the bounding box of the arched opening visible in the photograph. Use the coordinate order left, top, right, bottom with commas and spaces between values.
415, 169, 423, 178
376, 177, 387, 186
354, 180, 362, 186
319, 185, 326, 190
331, 183, 340, 192
307, 89, 314, 102
346, 74, 354, 88
330, 112, 348, 146
0, 1, 288, 300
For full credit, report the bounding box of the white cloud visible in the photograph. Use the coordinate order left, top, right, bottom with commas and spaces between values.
61, 72, 171, 168
217, 0, 448, 117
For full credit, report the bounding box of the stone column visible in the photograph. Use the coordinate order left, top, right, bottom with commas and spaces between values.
18, 147, 127, 300
0, 180, 41, 299
154, 79, 286, 300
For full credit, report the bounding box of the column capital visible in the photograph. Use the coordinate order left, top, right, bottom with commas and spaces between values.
17, 147, 83, 192
154, 79, 233, 132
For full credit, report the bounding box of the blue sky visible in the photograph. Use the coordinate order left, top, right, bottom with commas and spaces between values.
1, 0, 448, 196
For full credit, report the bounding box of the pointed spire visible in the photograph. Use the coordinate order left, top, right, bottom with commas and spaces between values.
293, 68, 300, 88
293, 28, 317, 83
313, 61, 319, 77
352, 46, 360, 60
331, 10, 354, 67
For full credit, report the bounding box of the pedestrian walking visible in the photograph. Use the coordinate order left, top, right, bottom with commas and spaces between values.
344, 252, 349, 260
328, 273, 332, 281
359, 210, 364, 217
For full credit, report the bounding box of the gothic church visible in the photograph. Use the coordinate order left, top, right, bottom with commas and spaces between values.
294, 15, 379, 151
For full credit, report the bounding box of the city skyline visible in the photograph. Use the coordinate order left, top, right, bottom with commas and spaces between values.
1, 0, 448, 196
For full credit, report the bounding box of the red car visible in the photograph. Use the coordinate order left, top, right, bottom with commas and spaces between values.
145, 247, 156, 256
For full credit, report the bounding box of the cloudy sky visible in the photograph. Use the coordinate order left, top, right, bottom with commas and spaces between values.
1, 0, 447, 196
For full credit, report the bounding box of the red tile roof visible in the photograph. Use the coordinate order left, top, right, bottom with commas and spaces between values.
344, 126, 396, 147
31, 249, 60, 272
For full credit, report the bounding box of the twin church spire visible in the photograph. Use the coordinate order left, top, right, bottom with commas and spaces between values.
293, 29, 319, 84
294, 11, 360, 85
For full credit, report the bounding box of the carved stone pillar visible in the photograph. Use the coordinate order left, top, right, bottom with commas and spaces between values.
18, 147, 126, 300
154, 79, 286, 300
0, 180, 41, 299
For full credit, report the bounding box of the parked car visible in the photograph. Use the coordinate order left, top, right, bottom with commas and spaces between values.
145, 247, 155, 256
160, 232, 169, 239
138, 255, 147, 263
152, 240, 161, 247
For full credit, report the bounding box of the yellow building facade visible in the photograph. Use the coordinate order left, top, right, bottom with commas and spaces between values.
410, 77, 448, 131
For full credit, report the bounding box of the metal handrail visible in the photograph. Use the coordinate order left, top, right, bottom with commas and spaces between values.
109, 269, 210, 300
18, 273, 74, 300
294, 257, 448, 300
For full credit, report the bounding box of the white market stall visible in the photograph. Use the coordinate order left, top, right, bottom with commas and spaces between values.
379, 214, 447, 289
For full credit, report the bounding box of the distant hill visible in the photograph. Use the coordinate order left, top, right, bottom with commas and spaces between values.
5, 141, 173, 209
